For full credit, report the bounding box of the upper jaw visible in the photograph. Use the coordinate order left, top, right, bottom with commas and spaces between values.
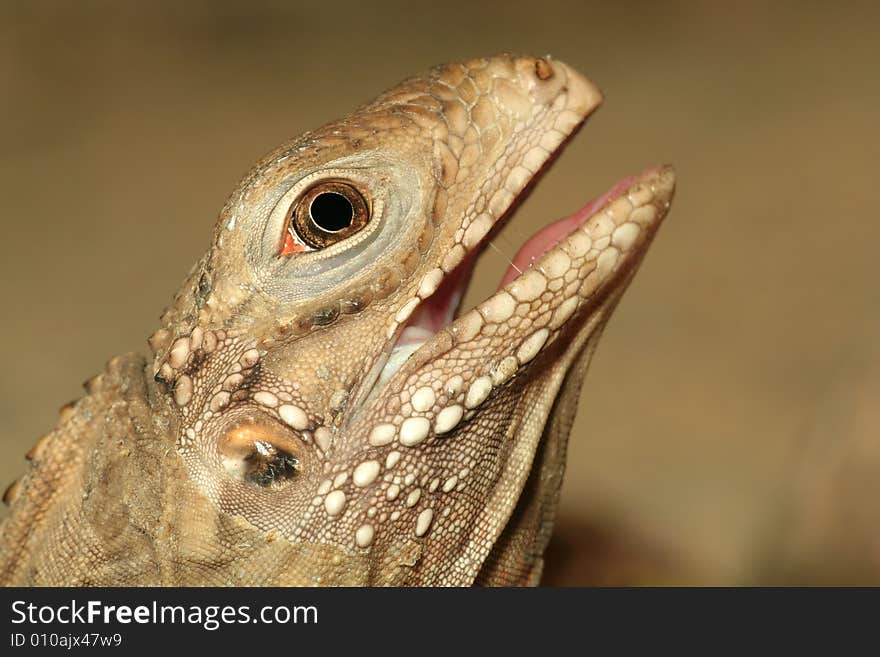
343, 57, 607, 420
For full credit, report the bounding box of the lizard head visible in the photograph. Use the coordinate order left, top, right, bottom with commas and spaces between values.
149, 54, 675, 585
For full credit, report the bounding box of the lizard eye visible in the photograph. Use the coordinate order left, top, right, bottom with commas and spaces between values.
219, 423, 302, 488
281, 181, 370, 254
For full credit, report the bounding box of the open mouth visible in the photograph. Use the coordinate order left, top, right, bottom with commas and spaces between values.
339, 60, 677, 430
373, 163, 676, 397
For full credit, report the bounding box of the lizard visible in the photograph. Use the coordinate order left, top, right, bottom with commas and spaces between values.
0, 54, 675, 586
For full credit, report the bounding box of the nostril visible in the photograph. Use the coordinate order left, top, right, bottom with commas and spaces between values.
534, 58, 554, 81
514, 56, 567, 107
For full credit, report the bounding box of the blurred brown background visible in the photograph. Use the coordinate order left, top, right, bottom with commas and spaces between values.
1, 1, 877, 585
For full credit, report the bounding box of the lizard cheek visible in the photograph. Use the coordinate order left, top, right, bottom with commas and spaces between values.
218, 423, 303, 488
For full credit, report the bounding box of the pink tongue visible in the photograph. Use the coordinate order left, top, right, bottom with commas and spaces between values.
498, 174, 638, 288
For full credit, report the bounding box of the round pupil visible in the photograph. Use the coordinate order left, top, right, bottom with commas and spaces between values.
309, 192, 354, 232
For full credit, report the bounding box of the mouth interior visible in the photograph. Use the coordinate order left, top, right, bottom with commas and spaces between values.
377, 171, 640, 387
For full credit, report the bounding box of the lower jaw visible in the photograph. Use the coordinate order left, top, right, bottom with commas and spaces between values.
376, 169, 650, 387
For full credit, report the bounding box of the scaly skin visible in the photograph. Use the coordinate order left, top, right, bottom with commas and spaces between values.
0, 54, 674, 586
